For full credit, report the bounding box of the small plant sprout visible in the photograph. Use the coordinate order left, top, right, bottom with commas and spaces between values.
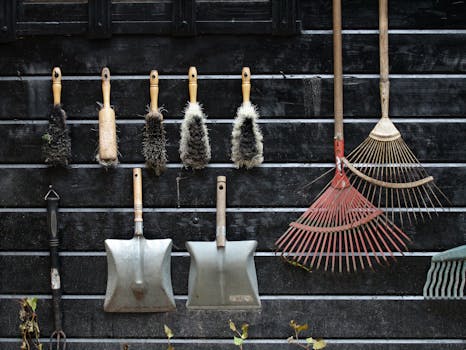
287, 320, 326, 350
229, 319, 249, 350
19, 297, 43, 350
164, 324, 174, 350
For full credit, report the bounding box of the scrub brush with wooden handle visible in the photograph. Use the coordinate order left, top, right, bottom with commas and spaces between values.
179, 66, 211, 170
42, 67, 71, 167
143, 70, 167, 175
231, 67, 264, 169
97, 67, 118, 167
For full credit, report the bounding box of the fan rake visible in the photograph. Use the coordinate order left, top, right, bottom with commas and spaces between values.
275, 0, 410, 273
343, 0, 448, 225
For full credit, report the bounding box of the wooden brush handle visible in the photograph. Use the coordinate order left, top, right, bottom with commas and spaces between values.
52, 67, 62, 105
98, 67, 117, 162
133, 168, 143, 224
102, 67, 111, 108
333, 0, 344, 140
242, 67, 251, 103
149, 70, 159, 113
379, 0, 390, 119
188, 66, 197, 103
216, 176, 227, 247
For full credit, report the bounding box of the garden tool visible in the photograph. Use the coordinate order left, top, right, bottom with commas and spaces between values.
42, 67, 71, 167
343, 0, 448, 225
423, 245, 466, 300
143, 70, 167, 176
104, 168, 175, 312
97, 67, 118, 166
231, 67, 264, 169
179, 66, 211, 169
274, 0, 410, 273
45, 186, 66, 350
186, 176, 261, 309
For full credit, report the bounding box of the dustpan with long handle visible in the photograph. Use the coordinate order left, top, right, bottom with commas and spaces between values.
104, 168, 175, 312
186, 176, 260, 309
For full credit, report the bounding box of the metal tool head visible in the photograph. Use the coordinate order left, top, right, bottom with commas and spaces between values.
423, 245, 466, 300
103, 168, 176, 312
104, 237, 175, 312
186, 176, 261, 310
186, 240, 260, 309
49, 330, 66, 350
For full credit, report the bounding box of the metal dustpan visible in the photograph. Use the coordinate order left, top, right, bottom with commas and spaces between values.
104, 168, 176, 312
186, 176, 261, 309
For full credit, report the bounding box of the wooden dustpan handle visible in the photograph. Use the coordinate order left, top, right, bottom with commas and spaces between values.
379, 0, 390, 119
133, 168, 143, 235
188, 66, 197, 103
149, 70, 159, 113
52, 67, 62, 106
242, 67, 251, 103
216, 176, 227, 247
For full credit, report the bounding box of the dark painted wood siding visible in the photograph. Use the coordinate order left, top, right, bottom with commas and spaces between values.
0, 1, 465, 349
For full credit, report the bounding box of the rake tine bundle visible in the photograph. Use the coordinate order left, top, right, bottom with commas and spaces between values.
343, 0, 448, 225
274, 0, 410, 273
423, 245, 466, 300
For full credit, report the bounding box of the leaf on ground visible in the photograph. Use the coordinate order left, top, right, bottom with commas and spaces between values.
313, 339, 327, 350
26, 298, 37, 311
164, 324, 174, 339
241, 323, 249, 339
306, 337, 315, 344
229, 320, 237, 332
233, 336, 244, 346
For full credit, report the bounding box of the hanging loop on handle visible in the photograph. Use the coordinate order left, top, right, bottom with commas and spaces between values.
216, 176, 227, 248
333, 0, 344, 142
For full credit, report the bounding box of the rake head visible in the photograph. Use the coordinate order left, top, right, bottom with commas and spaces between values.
423, 245, 466, 300
275, 166, 411, 273
344, 118, 448, 225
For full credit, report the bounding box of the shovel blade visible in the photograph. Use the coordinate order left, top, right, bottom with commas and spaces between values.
186, 240, 261, 310
104, 238, 176, 312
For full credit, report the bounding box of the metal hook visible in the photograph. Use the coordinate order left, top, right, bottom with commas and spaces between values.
44, 185, 60, 201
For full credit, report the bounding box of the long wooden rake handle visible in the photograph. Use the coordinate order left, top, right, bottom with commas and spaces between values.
242, 67, 251, 103
379, 0, 390, 119
149, 70, 159, 113
216, 176, 227, 247
188, 66, 197, 103
333, 0, 343, 141
52, 67, 62, 106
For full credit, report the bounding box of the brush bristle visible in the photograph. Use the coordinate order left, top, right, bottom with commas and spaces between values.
231, 102, 263, 169
143, 109, 167, 176
179, 102, 211, 170
42, 104, 71, 167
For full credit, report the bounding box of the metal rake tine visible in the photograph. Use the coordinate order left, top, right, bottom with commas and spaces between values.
435, 262, 447, 299
440, 261, 452, 299
423, 261, 436, 299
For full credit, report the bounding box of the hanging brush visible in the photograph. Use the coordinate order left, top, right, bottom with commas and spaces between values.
42, 67, 71, 167
231, 67, 264, 169
96, 67, 119, 167
179, 66, 211, 170
142, 70, 167, 176
423, 245, 465, 300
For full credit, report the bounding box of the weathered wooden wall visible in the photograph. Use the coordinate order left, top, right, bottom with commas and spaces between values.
0, 0, 465, 349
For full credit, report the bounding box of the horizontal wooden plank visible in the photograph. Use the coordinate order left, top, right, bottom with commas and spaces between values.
3, 341, 465, 350
1, 34, 465, 75
0, 255, 443, 295
302, 0, 466, 29
0, 299, 464, 338
0, 211, 463, 252
1, 78, 465, 119
1, 122, 464, 164
0, 167, 462, 208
